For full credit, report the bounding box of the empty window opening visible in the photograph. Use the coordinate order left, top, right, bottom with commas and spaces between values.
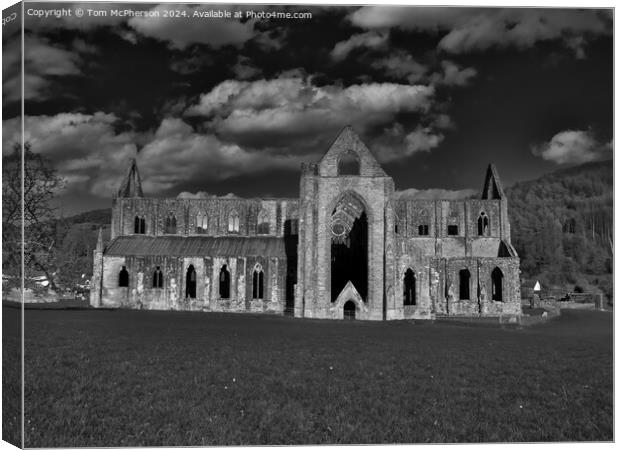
134, 216, 146, 234
403, 268, 416, 306
153, 266, 163, 289
228, 211, 240, 233
459, 269, 471, 300
257, 211, 270, 234
185, 265, 196, 299
478, 212, 490, 236
448, 225, 459, 236
196, 213, 208, 234
338, 153, 360, 176
220, 265, 231, 298
492, 267, 503, 301
118, 266, 129, 287
165, 214, 177, 234
418, 224, 429, 236
252, 267, 264, 299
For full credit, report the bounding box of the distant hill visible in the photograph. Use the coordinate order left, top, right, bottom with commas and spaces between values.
507, 159, 612, 300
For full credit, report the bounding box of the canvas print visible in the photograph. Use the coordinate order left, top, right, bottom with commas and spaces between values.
1, 2, 613, 447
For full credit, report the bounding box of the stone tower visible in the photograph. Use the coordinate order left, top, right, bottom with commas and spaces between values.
295, 126, 395, 320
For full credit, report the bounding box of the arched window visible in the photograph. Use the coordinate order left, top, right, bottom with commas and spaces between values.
185, 265, 196, 298
252, 265, 264, 299
195, 213, 207, 234
165, 213, 177, 234
257, 210, 270, 234
134, 216, 146, 234
403, 268, 416, 305
418, 209, 429, 236
228, 211, 240, 233
492, 267, 503, 301
219, 265, 230, 298
477, 212, 489, 236
337, 153, 360, 176
118, 266, 129, 287
152, 266, 163, 289
459, 269, 470, 300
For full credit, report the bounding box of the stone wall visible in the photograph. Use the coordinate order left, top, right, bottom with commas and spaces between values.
96, 254, 288, 313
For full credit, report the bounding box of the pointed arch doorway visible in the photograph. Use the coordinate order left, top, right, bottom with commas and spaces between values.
330, 192, 368, 303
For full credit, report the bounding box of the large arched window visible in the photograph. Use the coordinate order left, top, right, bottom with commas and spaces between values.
252, 264, 264, 299
185, 265, 196, 298
153, 266, 163, 289
165, 213, 177, 234
477, 212, 490, 236
195, 213, 208, 234
228, 211, 240, 233
134, 216, 146, 234
257, 210, 270, 235
219, 265, 231, 298
337, 153, 360, 176
492, 267, 503, 301
459, 269, 471, 300
403, 268, 416, 305
118, 266, 129, 287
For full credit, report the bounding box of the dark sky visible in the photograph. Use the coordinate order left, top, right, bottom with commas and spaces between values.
2, 3, 613, 214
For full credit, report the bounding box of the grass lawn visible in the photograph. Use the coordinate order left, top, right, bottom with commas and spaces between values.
13, 307, 613, 446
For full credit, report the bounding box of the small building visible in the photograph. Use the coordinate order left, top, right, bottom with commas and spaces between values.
90, 127, 521, 320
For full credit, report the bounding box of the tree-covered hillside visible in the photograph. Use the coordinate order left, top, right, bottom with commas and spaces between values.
507, 160, 613, 300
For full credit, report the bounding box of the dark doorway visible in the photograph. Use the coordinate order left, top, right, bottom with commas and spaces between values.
220, 265, 230, 299
331, 211, 368, 302
186, 265, 196, 298
343, 300, 356, 320
283, 219, 298, 314
404, 268, 416, 305
118, 266, 129, 287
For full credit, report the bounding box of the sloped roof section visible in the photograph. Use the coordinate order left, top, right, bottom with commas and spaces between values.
105, 235, 287, 258
118, 158, 143, 198
319, 125, 387, 177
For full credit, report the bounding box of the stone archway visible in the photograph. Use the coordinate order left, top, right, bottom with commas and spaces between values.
332, 281, 366, 320
343, 300, 356, 319
330, 191, 368, 303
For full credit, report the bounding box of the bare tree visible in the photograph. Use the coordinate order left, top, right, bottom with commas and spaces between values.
2, 143, 64, 290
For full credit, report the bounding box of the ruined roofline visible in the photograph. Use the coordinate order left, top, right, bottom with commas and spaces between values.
117, 196, 300, 202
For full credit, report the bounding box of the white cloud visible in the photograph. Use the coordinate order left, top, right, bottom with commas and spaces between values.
177, 191, 239, 199
3, 113, 137, 196
434, 60, 477, 86
349, 7, 611, 55
405, 126, 445, 153
128, 5, 255, 50
330, 31, 388, 61
371, 51, 427, 84
187, 76, 434, 141
531, 130, 612, 165
138, 118, 303, 193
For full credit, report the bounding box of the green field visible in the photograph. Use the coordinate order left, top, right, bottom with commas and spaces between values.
8, 306, 613, 446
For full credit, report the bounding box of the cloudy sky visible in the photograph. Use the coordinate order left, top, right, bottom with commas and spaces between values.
2, 3, 613, 214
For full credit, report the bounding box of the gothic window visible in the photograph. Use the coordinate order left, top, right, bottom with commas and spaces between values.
418, 209, 429, 236
257, 210, 270, 235
118, 266, 129, 287
448, 225, 459, 235
228, 211, 240, 233
252, 265, 264, 299
220, 265, 231, 298
337, 153, 360, 176
478, 212, 490, 236
459, 269, 471, 300
134, 216, 146, 234
195, 213, 208, 234
185, 265, 197, 299
165, 213, 177, 234
152, 266, 163, 288
403, 268, 416, 306
492, 267, 503, 301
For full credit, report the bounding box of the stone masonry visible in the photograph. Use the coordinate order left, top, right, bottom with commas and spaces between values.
91, 126, 521, 320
